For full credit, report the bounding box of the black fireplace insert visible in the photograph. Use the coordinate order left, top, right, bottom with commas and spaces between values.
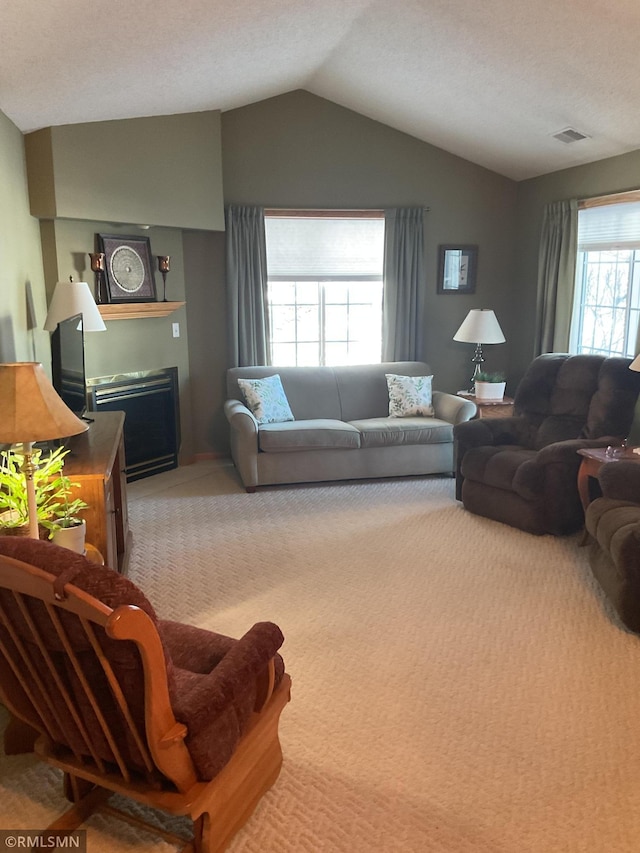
87, 367, 180, 481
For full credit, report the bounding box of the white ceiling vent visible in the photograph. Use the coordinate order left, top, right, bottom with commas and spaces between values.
552, 127, 591, 144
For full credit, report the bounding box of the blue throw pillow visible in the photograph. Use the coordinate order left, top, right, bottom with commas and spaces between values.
237, 374, 295, 424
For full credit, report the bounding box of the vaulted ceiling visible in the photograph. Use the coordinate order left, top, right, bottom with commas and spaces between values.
2, 0, 639, 180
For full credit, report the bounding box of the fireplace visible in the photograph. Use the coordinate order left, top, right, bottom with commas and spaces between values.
87, 367, 180, 481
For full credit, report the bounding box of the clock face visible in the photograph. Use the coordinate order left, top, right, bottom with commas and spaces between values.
98, 234, 157, 303
109, 245, 146, 293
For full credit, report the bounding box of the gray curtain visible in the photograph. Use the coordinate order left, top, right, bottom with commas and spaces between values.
535, 198, 578, 354
225, 204, 270, 366
382, 207, 425, 361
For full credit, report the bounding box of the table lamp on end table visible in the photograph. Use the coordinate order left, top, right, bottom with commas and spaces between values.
0, 363, 88, 539
453, 308, 506, 393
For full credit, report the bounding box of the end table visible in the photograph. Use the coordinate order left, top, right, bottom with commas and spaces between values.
457, 392, 514, 420
577, 445, 640, 512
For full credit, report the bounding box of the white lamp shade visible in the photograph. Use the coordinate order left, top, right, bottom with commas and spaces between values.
630, 354, 640, 372
453, 309, 506, 344
44, 279, 106, 332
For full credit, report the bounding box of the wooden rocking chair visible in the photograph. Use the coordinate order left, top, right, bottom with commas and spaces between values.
0, 538, 290, 853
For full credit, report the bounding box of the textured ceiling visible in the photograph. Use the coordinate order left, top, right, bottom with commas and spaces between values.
2, 0, 640, 180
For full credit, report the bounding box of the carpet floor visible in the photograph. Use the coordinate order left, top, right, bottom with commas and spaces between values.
1, 461, 640, 852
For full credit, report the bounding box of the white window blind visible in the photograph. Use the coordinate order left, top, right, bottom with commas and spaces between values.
578, 202, 640, 250
265, 216, 384, 280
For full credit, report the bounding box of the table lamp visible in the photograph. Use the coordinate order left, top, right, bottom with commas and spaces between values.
453, 308, 506, 392
44, 277, 106, 332
0, 363, 88, 538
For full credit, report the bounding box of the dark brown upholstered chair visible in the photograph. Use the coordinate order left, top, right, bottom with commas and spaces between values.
0, 538, 290, 852
454, 353, 640, 535
586, 461, 640, 632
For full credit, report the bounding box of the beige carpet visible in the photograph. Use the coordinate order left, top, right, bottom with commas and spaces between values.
2, 461, 640, 852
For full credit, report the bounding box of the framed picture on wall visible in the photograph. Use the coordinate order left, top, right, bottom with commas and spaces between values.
98, 234, 157, 303
437, 244, 478, 294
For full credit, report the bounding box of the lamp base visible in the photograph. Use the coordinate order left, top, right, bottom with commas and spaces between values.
467, 343, 485, 393
21, 443, 40, 540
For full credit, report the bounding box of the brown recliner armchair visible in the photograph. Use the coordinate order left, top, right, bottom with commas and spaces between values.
586, 461, 640, 632
454, 353, 640, 535
0, 537, 290, 852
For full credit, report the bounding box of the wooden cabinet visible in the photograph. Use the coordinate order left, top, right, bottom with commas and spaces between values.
64, 411, 131, 574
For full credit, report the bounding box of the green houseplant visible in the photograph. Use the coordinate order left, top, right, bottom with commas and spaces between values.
474, 370, 506, 402
0, 446, 88, 544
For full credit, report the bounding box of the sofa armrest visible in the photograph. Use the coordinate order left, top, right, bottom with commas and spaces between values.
224, 398, 258, 432
599, 460, 640, 501
224, 399, 259, 489
432, 391, 476, 425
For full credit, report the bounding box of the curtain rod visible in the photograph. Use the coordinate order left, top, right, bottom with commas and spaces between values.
264, 207, 430, 218
579, 188, 640, 209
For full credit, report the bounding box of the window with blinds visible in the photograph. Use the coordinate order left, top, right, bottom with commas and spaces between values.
265, 215, 384, 366
570, 201, 640, 357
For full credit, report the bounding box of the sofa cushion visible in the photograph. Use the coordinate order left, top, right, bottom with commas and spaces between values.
229, 366, 343, 420
258, 419, 361, 452
386, 373, 434, 417
237, 374, 294, 424
349, 417, 452, 448
335, 362, 433, 421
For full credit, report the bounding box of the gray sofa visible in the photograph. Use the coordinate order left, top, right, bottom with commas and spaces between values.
224, 362, 476, 491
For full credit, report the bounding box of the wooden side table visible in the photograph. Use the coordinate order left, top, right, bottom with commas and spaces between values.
457, 392, 514, 419
577, 446, 640, 512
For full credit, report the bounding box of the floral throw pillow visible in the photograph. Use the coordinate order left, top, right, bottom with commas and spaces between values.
237, 374, 295, 424
386, 373, 434, 418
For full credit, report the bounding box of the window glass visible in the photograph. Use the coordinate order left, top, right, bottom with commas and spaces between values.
265, 215, 384, 366
571, 204, 640, 357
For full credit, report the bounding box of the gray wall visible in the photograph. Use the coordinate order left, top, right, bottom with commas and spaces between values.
0, 110, 49, 365
25, 112, 224, 230
43, 218, 194, 461
22, 110, 227, 462
8, 89, 640, 461
183, 229, 228, 456
219, 90, 518, 401
514, 148, 640, 380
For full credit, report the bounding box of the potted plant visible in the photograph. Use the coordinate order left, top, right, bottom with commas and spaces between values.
46, 480, 89, 553
474, 370, 507, 402
0, 446, 88, 550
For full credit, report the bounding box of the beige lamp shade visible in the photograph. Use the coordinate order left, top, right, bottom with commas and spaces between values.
630, 354, 640, 372
44, 279, 106, 332
453, 309, 506, 344
0, 362, 88, 444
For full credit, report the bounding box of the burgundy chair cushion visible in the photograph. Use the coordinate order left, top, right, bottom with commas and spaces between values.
0, 537, 156, 618
0, 539, 286, 782
0, 539, 157, 769
160, 619, 285, 780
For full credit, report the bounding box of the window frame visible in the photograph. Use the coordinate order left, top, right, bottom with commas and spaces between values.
264, 210, 385, 367
571, 191, 640, 358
